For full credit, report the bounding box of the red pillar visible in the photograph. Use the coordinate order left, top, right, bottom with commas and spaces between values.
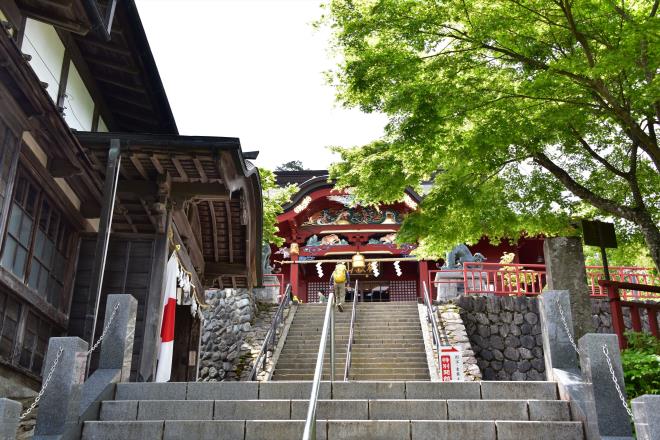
419, 260, 429, 299
290, 254, 300, 301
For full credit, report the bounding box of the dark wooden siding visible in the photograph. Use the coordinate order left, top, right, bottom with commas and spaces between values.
69, 234, 159, 379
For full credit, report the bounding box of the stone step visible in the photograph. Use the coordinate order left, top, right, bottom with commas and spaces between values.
99, 398, 570, 422
274, 363, 430, 373
83, 419, 583, 440
284, 330, 424, 336
276, 353, 429, 361
114, 381, 558, 401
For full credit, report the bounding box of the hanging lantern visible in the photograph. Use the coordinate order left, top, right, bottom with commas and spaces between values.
290, 243, 299, 256
351, 252, 366, 273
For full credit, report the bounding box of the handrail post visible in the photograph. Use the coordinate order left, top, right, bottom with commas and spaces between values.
302, 290, 335, 440
602, 280, 627, 349
330, 303, 335, 381
344, 280, 359, 381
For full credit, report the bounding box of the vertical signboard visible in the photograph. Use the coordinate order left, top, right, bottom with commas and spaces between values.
440, 346, 464, 382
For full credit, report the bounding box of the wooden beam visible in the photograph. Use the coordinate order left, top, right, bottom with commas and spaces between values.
208, 201, 219, 263
85, 55, 139, 74
130, 154, 149, 179
95, 75, 145, 93
224, 201, 234, 263
106, 93, 152, 110
205, 262, 248, 277
171, 156, 188, 180
115, 200, 138, 233
48, 158, 81, 177
138, 198, 157, 229
79, 37, 132, 55
116, 181, 229, 200
193, 157, 208, 182
171, 208, 205, 270
150, 155, 165, 174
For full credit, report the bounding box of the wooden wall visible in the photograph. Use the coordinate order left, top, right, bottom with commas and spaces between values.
69, 233, 166, 381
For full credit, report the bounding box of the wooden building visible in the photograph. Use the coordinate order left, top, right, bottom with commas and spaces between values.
0, 0, 262, 394
272, 171, 545, 303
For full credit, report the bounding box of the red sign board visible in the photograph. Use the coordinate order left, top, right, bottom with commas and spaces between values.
440, 346, 464, 382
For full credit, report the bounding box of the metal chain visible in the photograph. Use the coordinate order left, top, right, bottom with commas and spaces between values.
18, 303, 121, 420
602, 344, 634, 418
555, 299, 582, 355
87, 303, 120, 355
555, 300, 634, 420
19, 346, 63, 419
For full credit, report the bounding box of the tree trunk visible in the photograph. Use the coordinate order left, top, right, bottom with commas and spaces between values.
635, 211, 660, 273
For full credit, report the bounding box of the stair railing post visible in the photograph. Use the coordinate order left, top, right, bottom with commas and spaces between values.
330, 301, 335, 381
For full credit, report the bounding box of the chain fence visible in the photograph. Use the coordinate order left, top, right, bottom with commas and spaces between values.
19, 303, 120, 420
555, 299, 634, 421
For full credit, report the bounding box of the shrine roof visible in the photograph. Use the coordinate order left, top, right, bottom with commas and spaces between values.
76, 131, 264, 289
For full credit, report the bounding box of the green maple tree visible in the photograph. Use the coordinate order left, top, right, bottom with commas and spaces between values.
323, 0, 660, 270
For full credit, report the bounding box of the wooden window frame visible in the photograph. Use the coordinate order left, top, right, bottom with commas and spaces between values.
0, 167, 78, 313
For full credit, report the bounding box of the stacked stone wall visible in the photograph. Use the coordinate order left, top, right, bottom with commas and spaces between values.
455, 295, 655, 381
591, 297, 656, 334
456, 296, 546, 381
199, 288, 289, 381
198, 288, 255, 381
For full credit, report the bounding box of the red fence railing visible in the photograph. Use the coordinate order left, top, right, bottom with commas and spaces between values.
429, 263, 658, 298
598, 280, 660, 349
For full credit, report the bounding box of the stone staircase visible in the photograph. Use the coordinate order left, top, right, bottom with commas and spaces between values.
272, 302, 429, 381
82, 380, 585, 439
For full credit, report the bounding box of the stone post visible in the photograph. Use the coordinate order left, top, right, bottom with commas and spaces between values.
632, 395, 660, 440
0, 398, 21, 440
98, 294, 137, 381
578, 333, 633, 438
539, 290, 580, 377
543, 236, 594, 340
34, 337, 88, 439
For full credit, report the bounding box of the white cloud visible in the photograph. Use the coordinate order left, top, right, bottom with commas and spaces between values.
135, 0, 387, 170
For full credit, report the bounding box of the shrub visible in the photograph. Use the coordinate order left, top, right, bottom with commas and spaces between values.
621, 331, 660, 399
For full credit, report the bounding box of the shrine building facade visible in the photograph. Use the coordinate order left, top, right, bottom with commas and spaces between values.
272, 171, 546, 303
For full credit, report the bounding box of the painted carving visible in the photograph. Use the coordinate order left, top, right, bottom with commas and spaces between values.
302, 207, 402, 226
306, 234, 349, 246
368, 233, 397, 244
274, 247, 290, 259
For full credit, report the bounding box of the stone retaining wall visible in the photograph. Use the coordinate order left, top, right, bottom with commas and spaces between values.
199, 288, 255, 381
591, 298, 655, 334
455, 295, 654, 381
456, 296, 546, 381
199, 288, 289, 381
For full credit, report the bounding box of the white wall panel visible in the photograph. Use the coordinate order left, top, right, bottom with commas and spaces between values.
63, 63, 94, 131
21, 19, 65, 102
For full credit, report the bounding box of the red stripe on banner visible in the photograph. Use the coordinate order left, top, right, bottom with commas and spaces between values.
161, 298, 176, 342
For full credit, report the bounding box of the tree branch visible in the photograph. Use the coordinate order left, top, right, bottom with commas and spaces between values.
558, 0, 596, 67
532, 151, 637, 221
627, 142, 645, 208
569, 127, 628, 178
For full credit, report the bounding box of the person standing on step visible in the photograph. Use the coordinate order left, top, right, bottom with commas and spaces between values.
331, 262, 349, 312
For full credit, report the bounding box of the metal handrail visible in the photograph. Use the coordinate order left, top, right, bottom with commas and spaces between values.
422, 281, 444, 370
248, 284, 292, 381
302, 286, 335, 440
343, 280, 359, 381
